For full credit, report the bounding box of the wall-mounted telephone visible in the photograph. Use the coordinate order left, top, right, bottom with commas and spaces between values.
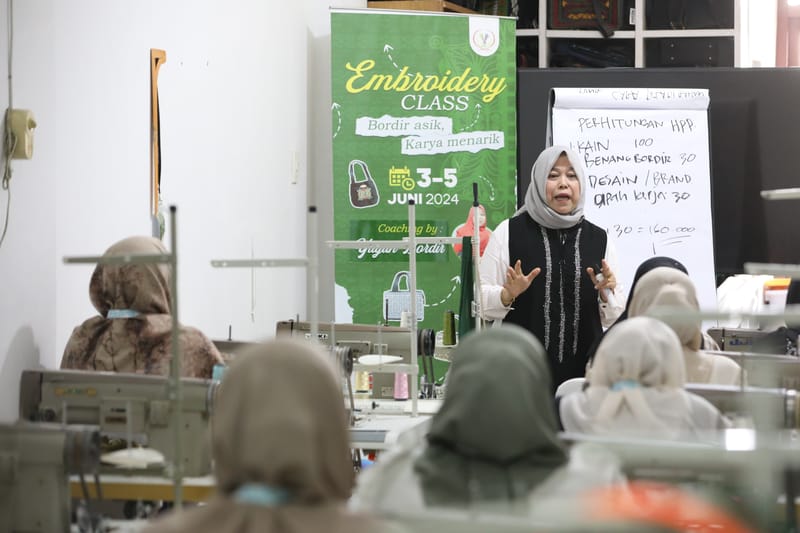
7, 108, 36, 160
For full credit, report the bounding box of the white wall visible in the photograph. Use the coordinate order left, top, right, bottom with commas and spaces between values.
0, 0, 370, 422
0, 0, 57, 423
49, 0, 314, 353
741, 0, 778, 67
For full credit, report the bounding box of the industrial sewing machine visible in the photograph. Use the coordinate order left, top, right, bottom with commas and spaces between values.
707, 327, 769, 353
557, 430, 793, 528
686, 383, 800, 430
273, 320, 443, 455
705, 350, 800, 389
275, 320, 437, 400
0, 422, 101, 533
19, 369, 216, 477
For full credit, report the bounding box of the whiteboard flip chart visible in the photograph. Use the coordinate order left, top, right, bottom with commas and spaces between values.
548, 87, 717, 312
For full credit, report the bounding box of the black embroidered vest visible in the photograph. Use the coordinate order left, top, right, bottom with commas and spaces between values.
505, 215, 607, 388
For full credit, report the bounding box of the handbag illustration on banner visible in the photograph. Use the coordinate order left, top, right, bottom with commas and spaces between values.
349, 159, 380, 209
382, 271, 426, 322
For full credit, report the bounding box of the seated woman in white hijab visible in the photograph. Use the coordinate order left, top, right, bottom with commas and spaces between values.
351, 324, 622, 517
144, 339, 380, 533
627, 267, 743, 385
560, 316, 730, 441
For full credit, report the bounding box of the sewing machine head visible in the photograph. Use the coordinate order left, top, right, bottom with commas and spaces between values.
706, 327, 769, 353
0, 422, 101, 533
275, 320, 418, 399
19, 369, 216, 476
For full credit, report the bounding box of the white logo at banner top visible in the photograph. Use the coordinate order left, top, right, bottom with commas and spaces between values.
469, 17, 500, 57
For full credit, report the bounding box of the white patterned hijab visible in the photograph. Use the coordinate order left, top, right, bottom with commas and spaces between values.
560, 316, 691, 439
516, 145, 586, 229
627, 267, 703, 351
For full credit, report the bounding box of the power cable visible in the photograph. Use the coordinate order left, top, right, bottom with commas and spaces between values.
0, 0, 14, 249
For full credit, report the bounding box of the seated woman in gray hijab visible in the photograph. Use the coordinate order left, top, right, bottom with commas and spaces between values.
560, 316, 730, 441
144, 338, 380, 533
61, 236, 223, 378
351, 324, 621, 516
627, 267, 742, 385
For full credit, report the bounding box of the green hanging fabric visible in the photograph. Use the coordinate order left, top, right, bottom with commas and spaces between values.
457, 236, 475, 340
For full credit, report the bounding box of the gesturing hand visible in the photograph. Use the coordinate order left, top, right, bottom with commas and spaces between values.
502, 260, 541, 306
586, 259, 617, 303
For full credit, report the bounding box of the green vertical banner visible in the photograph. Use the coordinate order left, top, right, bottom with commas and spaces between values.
331, 10, 517, 331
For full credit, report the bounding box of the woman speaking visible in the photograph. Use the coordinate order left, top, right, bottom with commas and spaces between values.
480, 145, 625, 388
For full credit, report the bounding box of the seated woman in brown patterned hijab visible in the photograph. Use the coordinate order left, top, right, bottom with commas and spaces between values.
60, 236, 223, 378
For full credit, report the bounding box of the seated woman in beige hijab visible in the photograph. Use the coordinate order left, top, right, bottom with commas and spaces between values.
560, 316, 730, 441
61, 236, 223, 378
144, 338, 380, 533
627, 267, 742, 385
351, 324, 621, 516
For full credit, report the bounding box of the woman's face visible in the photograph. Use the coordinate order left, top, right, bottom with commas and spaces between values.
545, 154, 581, 215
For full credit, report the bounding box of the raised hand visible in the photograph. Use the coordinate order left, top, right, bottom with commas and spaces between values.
502, 260, 541, 306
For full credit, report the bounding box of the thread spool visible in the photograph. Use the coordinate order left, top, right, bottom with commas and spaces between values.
393, 371, 409, 401
355, 371, 371, 393
443, 310, 456, 345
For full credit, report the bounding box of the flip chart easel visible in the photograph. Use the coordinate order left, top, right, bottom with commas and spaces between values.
547, 87, 716, 311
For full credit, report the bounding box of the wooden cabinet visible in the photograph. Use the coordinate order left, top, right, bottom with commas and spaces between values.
516, 0, 739, 68
366, 1, 478, 13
